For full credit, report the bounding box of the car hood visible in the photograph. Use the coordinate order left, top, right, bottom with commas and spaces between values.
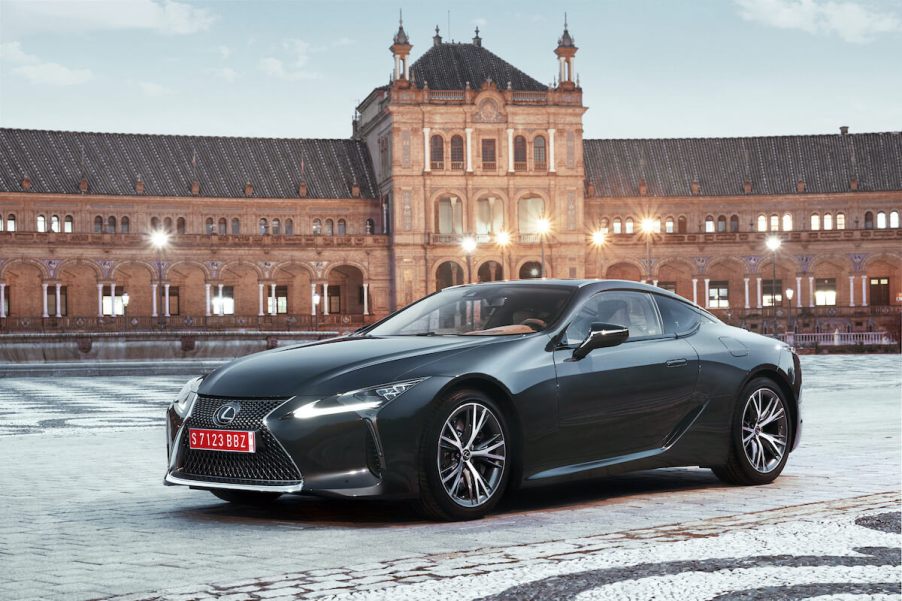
198, 335, 496, 398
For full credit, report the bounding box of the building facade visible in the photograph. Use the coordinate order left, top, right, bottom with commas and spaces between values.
1, 20, 901, 337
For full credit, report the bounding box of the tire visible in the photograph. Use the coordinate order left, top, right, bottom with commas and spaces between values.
712, 377, 792, 486
417, 388, 511, 521
210, 489, 282, 506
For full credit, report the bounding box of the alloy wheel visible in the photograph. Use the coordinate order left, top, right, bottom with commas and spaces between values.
741, 388, 789, 473
437, 402, 507, 507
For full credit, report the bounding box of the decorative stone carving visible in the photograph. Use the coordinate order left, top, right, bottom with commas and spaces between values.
401, 130, 411, 168
566, 191, 577, 231
311, 261, 329, 279
797, 255, 814, 274
401, 190, 413, 231
849, 253, 868, 273
473, 99, 505, 123
742, 255, 762, 274
692, 256, 711, 275
41, 259, 62, 279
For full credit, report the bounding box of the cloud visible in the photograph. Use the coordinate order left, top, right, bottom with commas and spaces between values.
211, 67, 238, 83
138, 81, 174, 96
4, 0, 216, 35
735, 0, 902, 43
258, 38, 319, 81
217, 45, 231, 59
0, 41, 93, 85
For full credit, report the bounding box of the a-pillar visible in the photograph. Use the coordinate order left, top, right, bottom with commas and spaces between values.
96, 283, 104, 317
848, 275, 856, 307
322, 283, 329, 315
41, 282, 49, 318
204, 283, 211, 317
860, 274, 868, 306
691, 278, 698, 305
163, 283, 171, 317
363, 282, 369, 315
423, 127, 431, 172
548, 129, 556, 172
743, 277, 750, 309
152, 283, 158, 317
55, 282, 62, 318
257, 283, 265, 316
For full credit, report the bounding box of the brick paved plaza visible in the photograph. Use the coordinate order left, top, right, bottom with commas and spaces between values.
1, 355, 900, 600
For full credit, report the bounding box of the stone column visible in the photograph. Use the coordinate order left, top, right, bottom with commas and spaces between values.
795, 276, 802, 307
423, 127, 431, 172
548, 129, 556, 173
0, 283, 6, 318
756, 277, 763, 309
55, 283, 62, 318
310, 283, 316, 316
163, 283, 171, 317
465, 128, 473, 172
96, 283, 104, 317
323, 283, 329, 315
507, 128, 514, 172
110, 283, 116, 316
41, 282, 49, 318
848, 275, 855, 307
270, 283, 277, 315
204, 283, 211, 317
363, 282, 369, 315
152, 283, 158, 317
217, 283, 224, 316
703, 278, 710, 308
691, 278, 698, 305
257, 283, 265, 316
743, 278, 750, 309
558, 56, 566, 83
808, 276, 815, 308
861, 274, 868, 306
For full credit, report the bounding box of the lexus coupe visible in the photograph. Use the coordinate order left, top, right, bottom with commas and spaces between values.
165, 280, 802, 520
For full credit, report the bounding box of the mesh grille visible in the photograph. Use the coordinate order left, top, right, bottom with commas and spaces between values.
365, 425, 382, 477
177, 396, 302, 486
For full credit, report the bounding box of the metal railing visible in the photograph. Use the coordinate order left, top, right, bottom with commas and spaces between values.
0, 313, 369, 333
774, 331, 894, 346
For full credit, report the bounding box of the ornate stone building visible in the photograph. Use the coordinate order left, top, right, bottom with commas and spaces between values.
1, 19, 900, 337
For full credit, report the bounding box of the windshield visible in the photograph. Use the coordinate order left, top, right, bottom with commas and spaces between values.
364, 284, 576, 336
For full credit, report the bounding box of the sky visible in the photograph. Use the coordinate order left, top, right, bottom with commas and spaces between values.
1, 0, 901, 140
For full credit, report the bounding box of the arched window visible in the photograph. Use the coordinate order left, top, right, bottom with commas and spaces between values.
770, 214, 779, 231
50, 215, 60, 232
231, 218, 240, 234
107, 216, 116, 233
6, 214, 15, 232
513, 135, 527, 171
285, 218, 294, 235
823, 213, 833, 230
518, 197, 546, 234
612, 217, 622, 234
654, 218, 661, 233
891, 210, 900, 228
365, 218, 375, 234
876, 211, 887, 229
810, 213, 820, 230
218, 218, 227, 235
324, 219, 334, 236
600, 217, 610, 233
533, 136, 547, 169
476, 197, 504, 234
150, 216, 160, 230
430, 135, 444, 170
163, 217, 173, 232
664, 217, 674, 233
206, 218, 215, 235
705, 216, 715, 233
625, 217, 634, 234
337, 219, 347, 235
730, 215, 739, 232
836, 213, 845, 230
176, 217, 186, 234
716, 215, 726, 233
450, 135, 464, 169
313, 218, 322, 235
271, 218, 281, 235
37, 215, 46, 232
64, 215, 74, 233
677, 216, 687, 234
757, 214, 767, 232
121, 216, 129, 234
864, 211, 874, 229
782, 213, 793, 231
258, 218, 268, 235
519, 261, 543, 279
94, 215, 104, 233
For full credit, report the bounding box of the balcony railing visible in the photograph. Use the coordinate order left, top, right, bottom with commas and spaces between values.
0, 232, 390, 248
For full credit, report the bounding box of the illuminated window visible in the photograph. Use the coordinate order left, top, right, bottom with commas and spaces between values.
823, 213, 833, 230
625, 217, 634, 234
814, 278, 836, 306
876, 211, 887, 229
64, 215, 73, 233
810, 214, 820, 230
613, 218, 622, 234
665, 217, 674, 233
836, 213, 845, 230
782, 213, 793, 231
37, 215, 46, 232
757, 214, 767, 232
211, 285, 235, 315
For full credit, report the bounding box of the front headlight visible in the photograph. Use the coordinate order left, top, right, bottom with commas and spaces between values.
292, 378, 428, 419
173, 376, 202, 418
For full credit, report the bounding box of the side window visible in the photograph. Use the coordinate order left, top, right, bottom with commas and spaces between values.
565, 291, 663, 345
655, 295, 701, 337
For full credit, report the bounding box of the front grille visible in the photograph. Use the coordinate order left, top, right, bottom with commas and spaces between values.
177, 396, 302, 486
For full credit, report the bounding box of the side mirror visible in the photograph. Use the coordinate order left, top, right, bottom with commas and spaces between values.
572, 322, 629, 360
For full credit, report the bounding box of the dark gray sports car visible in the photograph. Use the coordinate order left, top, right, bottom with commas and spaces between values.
165, 280, 802, 520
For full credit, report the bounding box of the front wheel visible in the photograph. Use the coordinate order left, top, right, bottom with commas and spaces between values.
712, 377, 792, 485
210, 489, 282, 506
418, 389, 511, 521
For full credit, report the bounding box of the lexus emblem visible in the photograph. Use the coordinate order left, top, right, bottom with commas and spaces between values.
213, 402, 241, 426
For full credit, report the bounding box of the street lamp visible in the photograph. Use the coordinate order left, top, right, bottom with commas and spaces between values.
312, 291, 321, 332
765, 235, 781, 334
150, 229, 170, 328
536, 218, 551, 278
494, 231, 511, 280
590, 229, 606, 278
640, 217, 656, 283
785, 288, 794, 332
461, 236, 477, 283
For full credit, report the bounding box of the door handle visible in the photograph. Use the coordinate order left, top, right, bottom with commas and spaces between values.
665, 358, 688, 368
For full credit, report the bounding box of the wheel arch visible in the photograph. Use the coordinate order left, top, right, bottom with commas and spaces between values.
742, 366, 800, 450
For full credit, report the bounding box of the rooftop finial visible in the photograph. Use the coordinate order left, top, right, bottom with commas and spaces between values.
393, 8, 410, 45
558, 12, 575, 48
473, 25, 482, 47
433, 25, 443, 46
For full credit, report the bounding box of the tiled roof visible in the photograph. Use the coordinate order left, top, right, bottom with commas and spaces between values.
0, 128, 379, 199
409, 43, 547, 92
583, 132, 902, 197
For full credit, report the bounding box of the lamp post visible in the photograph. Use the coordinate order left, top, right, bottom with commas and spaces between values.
590, 229, 606, 278
150, 229, 170, 329
312, 291, 321, 333
494, 231, 511, 280
536, 218, 551, 278
785, 287, 794, 333
461, 236, 477, 283
640, 217, 656, 283
765, 236, 781, 335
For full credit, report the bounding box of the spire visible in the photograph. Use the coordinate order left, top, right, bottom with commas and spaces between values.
389, 8, 413, 83
554, 13, 578, 87
473, 26, 482, 47
433, 25, 442, 47
393, 9, 409, 45
558, 12, 575, 48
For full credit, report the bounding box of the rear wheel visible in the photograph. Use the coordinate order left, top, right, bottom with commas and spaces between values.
210, 489, 282, 506
712, 377, 791, 485
418, 389, 510, 521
